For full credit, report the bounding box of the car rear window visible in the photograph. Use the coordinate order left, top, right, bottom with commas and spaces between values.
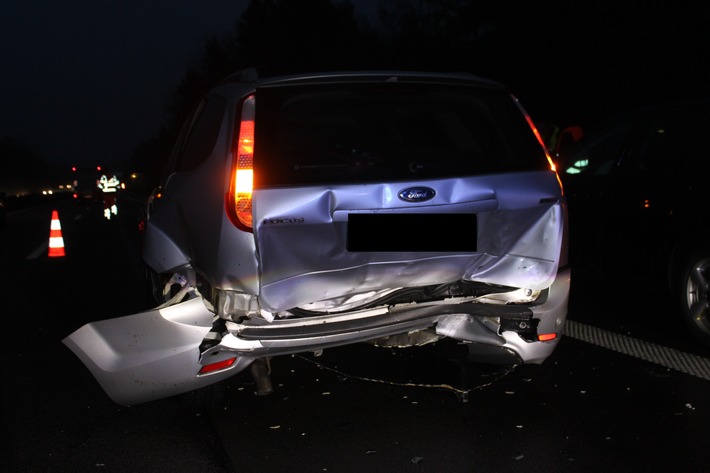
252, 82, 548, 187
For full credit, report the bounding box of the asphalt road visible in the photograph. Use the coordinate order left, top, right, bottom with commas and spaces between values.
1, 195, 708, 473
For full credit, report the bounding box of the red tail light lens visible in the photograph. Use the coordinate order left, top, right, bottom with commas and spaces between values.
199, 357, 237, 375
512, 94, 557, 173
228, 95, 255, 231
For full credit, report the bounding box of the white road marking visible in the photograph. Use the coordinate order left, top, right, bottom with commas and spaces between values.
27, 241, 48, 260
565, 320, 710, 381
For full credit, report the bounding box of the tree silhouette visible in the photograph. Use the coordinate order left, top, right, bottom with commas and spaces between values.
128, 0, 569, 184
235, 0, 366, 75
128, 0, 380, 180
0, 136, 53, 194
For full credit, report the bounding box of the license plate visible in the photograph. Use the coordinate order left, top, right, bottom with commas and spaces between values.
347, 213, 477, 252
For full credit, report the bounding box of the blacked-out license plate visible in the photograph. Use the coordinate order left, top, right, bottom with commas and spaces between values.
347, 213, 477, 252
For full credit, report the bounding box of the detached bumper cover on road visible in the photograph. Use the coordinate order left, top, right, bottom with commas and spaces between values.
62, 296, 254, 406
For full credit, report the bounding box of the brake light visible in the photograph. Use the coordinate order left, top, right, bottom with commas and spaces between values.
538, 333, 558, 342
525, 114, 557, 172
512, 94, 557, 173
228, 95, 255, 231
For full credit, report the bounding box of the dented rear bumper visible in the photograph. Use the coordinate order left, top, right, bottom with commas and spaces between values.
64, 268, 569, 406
211, 266, 570, 363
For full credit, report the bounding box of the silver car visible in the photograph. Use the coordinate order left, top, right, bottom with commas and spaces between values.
64, 70, 571, 406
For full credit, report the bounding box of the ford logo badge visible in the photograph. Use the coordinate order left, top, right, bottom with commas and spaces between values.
398, 187, 436, 202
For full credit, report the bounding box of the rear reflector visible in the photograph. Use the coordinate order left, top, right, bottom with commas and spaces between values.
199, 357, 237, 375
538, 333, 558, 342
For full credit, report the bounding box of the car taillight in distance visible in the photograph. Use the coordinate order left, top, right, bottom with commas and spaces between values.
228, 94, 255, 231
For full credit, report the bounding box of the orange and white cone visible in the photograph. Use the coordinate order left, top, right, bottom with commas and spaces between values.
48, 210, 66, 258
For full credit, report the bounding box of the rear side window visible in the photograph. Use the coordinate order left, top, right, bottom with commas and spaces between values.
253, 82, 548, 187
175, 95, 227, 172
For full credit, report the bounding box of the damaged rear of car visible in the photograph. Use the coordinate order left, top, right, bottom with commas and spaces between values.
64, 70, 570, 406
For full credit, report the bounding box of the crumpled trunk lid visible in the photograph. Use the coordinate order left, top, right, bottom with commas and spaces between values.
253, 171, 564, 313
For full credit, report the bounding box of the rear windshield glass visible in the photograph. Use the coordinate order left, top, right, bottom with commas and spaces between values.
253, 82, 548, 187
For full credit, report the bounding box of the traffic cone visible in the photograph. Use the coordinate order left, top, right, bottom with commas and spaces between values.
48, 210, 66, 258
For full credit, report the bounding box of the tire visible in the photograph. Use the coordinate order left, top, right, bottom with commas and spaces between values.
677, 249, 710, 347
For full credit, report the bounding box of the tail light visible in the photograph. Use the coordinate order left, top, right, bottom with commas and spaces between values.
512, 95, 557, 173
227, 94, 255, 231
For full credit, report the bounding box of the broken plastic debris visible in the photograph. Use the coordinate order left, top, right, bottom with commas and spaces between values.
270, 425, 280, 429
260, 309, 274, 322
292, 354, 513, 402
411, 457, 424, 464
685, 403, 695, 410
514, 454, 525, 460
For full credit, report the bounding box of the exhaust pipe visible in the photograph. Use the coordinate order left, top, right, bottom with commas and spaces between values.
249, 358, 273, 396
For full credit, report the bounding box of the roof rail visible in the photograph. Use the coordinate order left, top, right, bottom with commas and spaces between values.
219, 68, 259, 85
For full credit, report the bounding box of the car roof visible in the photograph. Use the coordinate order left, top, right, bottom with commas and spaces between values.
218, 68, 504, 90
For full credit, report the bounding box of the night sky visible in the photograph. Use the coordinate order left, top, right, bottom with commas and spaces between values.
1, 0, 250, 171
1, 0, 707, 189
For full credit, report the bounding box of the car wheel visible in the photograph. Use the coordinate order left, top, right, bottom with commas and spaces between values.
678, 250, 710, 347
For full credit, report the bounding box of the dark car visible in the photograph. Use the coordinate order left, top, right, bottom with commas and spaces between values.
70, 167, 101, 202
560, 99, 710, 347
